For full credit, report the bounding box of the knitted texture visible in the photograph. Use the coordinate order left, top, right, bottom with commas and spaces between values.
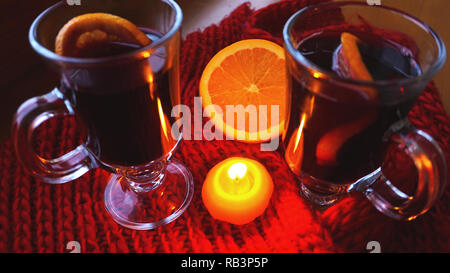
0, 0, 449, 253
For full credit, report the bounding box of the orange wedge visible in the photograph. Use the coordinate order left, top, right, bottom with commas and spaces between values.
55, 13, 151, 57
316, 111, 377, 165
316, 32, 378, 165
199, 39, 287, 142
339, 33, 373, 81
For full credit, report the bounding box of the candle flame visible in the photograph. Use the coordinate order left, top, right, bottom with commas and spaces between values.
228, 162, 247, 180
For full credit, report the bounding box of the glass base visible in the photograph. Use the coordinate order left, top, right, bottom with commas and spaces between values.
299, 182, 341, 207
298, 168, 382, 207
104, 160, 194, 230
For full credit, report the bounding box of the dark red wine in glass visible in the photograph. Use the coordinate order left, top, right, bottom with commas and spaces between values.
60, 29, 177, 167
284, 30, 422, 184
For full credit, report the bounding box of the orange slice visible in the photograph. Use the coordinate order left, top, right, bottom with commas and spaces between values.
55, 13, 151, 57
316, 32, 378, 165
199, 39, 287, 142
316, 111, 377, 165
339, 33, 373, 81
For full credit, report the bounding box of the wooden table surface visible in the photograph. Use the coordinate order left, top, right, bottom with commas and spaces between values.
0, 0, 448, 143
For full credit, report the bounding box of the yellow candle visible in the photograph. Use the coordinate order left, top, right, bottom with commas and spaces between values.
202, 157, 273, 225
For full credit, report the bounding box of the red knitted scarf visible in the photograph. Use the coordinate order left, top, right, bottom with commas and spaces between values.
0, 0, 449, 252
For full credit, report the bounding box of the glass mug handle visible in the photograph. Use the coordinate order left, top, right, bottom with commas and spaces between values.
357, 122, 447, 220
12, 88, 97, 184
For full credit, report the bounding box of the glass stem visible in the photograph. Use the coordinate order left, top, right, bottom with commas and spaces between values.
122, 160, 167, 193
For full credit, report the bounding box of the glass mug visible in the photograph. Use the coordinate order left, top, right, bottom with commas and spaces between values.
282, 2, 447, 220
12, 0, 193, 230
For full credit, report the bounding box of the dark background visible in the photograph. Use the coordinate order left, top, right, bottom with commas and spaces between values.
0, 1, 60, 141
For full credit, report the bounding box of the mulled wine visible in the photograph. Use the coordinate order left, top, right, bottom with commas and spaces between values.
61, 30, 177, 166
284, 30, 422, 183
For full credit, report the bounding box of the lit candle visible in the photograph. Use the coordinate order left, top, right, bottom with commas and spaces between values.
202, 157, 273, 225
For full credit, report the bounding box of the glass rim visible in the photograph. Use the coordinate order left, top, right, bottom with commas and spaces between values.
28, 0, 182, 65
282, 1, 447, 87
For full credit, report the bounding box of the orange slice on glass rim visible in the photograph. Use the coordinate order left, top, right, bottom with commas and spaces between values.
199, 39, 287, 142
316, 32, 378, 166
55, 13, 151, 57
339, 33, 373, 81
